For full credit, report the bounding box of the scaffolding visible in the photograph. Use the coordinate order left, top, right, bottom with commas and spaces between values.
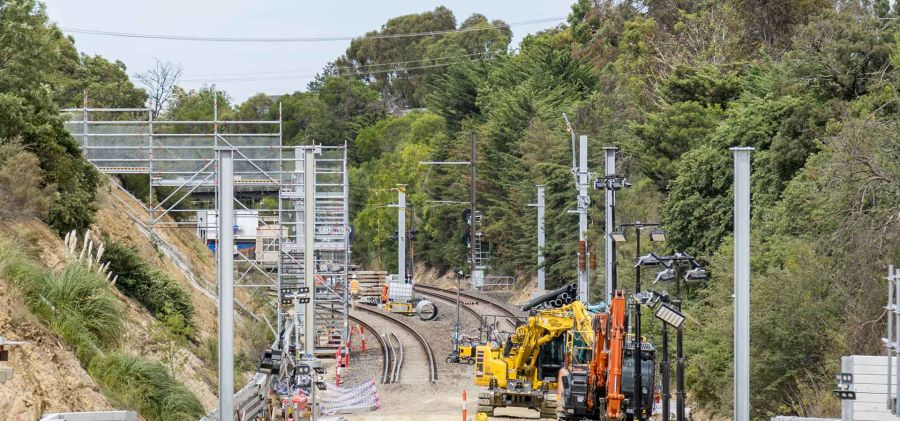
62, 105, 350, 355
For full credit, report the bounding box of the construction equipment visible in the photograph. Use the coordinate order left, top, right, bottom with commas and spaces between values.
558, 291, 658, 421
474, 300, 597, 418
473, 291, 657, 420
447, 335, 478, 365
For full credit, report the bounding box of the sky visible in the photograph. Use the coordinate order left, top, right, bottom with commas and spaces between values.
43, 0, 574, 103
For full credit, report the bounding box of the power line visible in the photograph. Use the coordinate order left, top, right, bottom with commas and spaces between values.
181, 56, 498, 83
183, 51, 496, 78
60, 16, 565, 43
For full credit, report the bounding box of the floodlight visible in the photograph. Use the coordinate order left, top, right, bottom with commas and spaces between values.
315, 381, 327, 391
610, 229, 627, 242
650, 228, 666, 242
684, 267, 708, 282
832, 389, 856, 400
610, 177, 631, 190
636, 253, 662, 267
654, 268, 676, 283
654, 303, 685, 328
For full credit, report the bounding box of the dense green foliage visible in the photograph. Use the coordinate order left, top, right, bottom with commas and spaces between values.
0, 0, 148, 234
0, 238, 203, 419
276, 2, 897, 419
102, 239, 194, 328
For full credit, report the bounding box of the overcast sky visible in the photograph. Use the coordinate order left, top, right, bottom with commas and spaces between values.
43, 0, 574, 103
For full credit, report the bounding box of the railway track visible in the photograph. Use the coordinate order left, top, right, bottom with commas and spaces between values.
413, 284, 522, 331
346, 313, 391, 384
351, 305, 438, 384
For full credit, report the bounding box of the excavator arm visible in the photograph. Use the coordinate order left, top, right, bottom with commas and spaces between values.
605, 290, 627, 420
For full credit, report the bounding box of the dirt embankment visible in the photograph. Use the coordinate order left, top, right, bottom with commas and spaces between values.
0, 182, 268, 418
0, 220, 112, 420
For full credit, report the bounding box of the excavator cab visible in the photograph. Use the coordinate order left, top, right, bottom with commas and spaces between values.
621, 341, 657, 421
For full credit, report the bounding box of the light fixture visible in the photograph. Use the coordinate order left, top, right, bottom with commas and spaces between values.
650, 228, 666, 242
684, 267, 708, 282
654, 268, 676, 283
636, 253, 662, 267
610, 229, 627, 242
315, 381, 327, 391
654, 303, 685, 328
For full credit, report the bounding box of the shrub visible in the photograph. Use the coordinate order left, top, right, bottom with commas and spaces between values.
89, 352, 205, 420
0, 141, 56, 219
0, 237, 205, 421
102, 239, 194, 327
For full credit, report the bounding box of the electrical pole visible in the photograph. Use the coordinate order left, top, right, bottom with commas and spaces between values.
216, 148, 235, 421
418, 130, 478, 354
634, 224, 643, 421
603, 146, 617, 304
731, 147, 753, 421
528, 186, 546, 292
577, 135, 590, 302
470, 130, 479, 290
397, 185, 407, 283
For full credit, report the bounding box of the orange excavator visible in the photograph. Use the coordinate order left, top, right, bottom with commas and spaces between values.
557, 290, 656, 420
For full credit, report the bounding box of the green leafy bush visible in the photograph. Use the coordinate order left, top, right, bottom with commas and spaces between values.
102, 239, 194, 327
89, 352, 205, 420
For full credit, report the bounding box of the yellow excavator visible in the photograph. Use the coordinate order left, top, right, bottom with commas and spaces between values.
473, 300, 597, 418
474, 291, 656, 420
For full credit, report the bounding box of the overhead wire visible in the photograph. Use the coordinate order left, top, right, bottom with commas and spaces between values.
180, 54, 500, 82
59, 16, 565, 43
183, 51, 495, 78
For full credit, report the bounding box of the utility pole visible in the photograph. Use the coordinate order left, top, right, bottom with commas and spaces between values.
577, 135, 590, 302
303, 147, 317, 356
603, 146, 617, 304
470, 130, 479, 290
396, 185, 407, 283
731, 147, 753, 421
528, 186, 546, 291
408, 202, 415, 282
303, 146, 318, 421
562, 115, 589, 301
216, 147, 235, 421
419, 130, 478, 354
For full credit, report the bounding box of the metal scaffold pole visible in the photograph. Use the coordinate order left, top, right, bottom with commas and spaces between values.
731, 146, 753, 421
216, 147, 235, 421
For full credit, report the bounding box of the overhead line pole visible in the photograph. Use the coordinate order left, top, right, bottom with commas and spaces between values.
577, 135, 590, 302
419, 130, 478, 354
216, 148, 235, 421
604, 146, 617, 304
527, 186, 546, 291
470, 130, 479, 290
731, 147, 753, 421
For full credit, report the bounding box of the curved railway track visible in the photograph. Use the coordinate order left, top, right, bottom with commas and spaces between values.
351, 305, 438, 384
346, 313, 391, 384
413, 284, 521, 331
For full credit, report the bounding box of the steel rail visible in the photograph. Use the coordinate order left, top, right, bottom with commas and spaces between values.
353, 305, 438, 383
413, 284, 520, 330
346, 313, 390, 385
